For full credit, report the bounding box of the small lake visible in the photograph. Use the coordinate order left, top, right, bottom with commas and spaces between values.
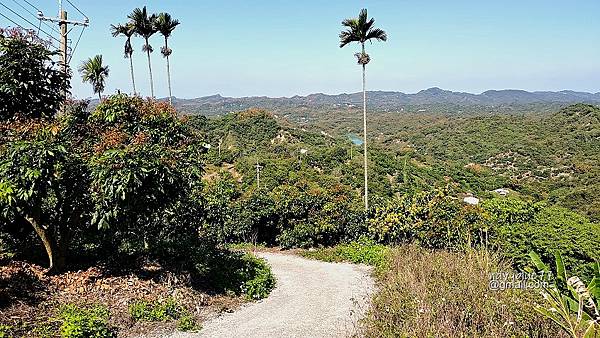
348, 134, 364, 146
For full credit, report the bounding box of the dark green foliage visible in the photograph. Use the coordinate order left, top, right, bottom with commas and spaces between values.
58, 304, 115, 338
0, 128, 89, 270
194, 250, 275, 299
240, 254, 276, 300
485, 198, 600, 280
1, 94, 206, 270
0, 28, 68, 121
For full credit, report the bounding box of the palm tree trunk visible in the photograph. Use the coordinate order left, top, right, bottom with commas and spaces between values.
361, 42, 368, 212
98, 92, 102, 102
146, 38, 154, 97
129, 54, 137, 95
165, 37, 173, 106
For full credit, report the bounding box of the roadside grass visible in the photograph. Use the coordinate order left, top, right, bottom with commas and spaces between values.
360, 245, 564, 338
299, 238, 389, 271
128, 298, 201, 332
226, 242, 268, 251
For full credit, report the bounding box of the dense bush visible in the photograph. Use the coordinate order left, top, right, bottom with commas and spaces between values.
484, 198, 600, 280
0, 27, 68, 121
193, 250, 275, 299
240, 254, 277, 300
0, 94, 206, 271
369, 187, 489, 249
199, 174, 365, 248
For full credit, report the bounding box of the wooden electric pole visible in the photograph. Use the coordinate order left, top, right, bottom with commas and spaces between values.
59, 10, 67, 73
38, 1, 89, 74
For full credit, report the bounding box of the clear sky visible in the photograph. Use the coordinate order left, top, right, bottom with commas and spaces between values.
2, 0, 599, 99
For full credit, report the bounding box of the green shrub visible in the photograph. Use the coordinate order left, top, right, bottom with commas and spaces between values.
194, 250, 275, 299
0, 325, 12, 338
368, 188, 488, 250
58, 304, 114, 338
484, 198, 600, 280
176, 311, 201, 332
128, 298, 180, 322
241, 254, 276, 300
300, 238, 389, 270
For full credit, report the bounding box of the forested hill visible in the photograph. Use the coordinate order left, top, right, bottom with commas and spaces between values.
171, 88, 600, 116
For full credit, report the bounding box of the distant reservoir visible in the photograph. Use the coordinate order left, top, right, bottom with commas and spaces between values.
348, 134, 364, 145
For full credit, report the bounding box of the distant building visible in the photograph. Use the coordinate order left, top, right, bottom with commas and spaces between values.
463, 196, 480, 205
493, 188, 509, 196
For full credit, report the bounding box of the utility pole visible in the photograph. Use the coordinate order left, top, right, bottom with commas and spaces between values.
38, 0, 89, 74
59, 10, 67, 74
255, 160, 263, 189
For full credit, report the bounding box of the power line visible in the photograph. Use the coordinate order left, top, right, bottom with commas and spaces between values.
0, 10, 23, 28
64, 0, 87, 20
10, 0, 58, 34
0, 2, 61, 45
0, 11, 58, 50
19, 0, 38, 11
68, 26, 85, 64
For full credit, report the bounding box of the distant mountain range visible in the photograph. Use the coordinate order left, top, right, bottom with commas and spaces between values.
170, 88, 600, 116
87, 88, 600, 115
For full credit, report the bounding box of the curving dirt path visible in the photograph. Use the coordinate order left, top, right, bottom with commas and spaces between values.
169, 252, 374, 338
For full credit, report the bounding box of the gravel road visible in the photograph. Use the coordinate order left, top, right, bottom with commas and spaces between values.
167, 252, 374, 338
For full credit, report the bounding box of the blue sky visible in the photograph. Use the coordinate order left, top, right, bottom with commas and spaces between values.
2, 0, 599, 99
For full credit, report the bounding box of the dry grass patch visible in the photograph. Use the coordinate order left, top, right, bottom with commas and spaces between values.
361, 245, 564, 338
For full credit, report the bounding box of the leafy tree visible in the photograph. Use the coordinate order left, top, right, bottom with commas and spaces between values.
0, 27, 68, 121
110, 23, 137, 94
339, 8, 387, 211
155, 13, 180, 105
0, 123, 89, 272
87, 94, 206, 256
79, 55, 110, 101
129, 6, 158, 97
0, 94, 206, 272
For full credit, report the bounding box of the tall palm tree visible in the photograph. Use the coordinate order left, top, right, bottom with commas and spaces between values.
155, 13, 180, 105
128, 6, 157, 97
110, 23, 137, 95
79, 55, 110, 101
340, 8, 387, 212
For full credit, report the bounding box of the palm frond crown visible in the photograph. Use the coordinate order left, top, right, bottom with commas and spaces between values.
339, 8, 387, 48
155, 13, 180, 38
128, 6, 158, 52
110, 23, 135, 58
78, 55, 109, 95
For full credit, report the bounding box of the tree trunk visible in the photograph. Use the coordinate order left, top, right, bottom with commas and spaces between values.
362, 42, 368, 212
98, 92, 102, 102
129, 53, 137, 95
146, 38, 154, 98
165, 37, 173, 106
24, 214, 65, 273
